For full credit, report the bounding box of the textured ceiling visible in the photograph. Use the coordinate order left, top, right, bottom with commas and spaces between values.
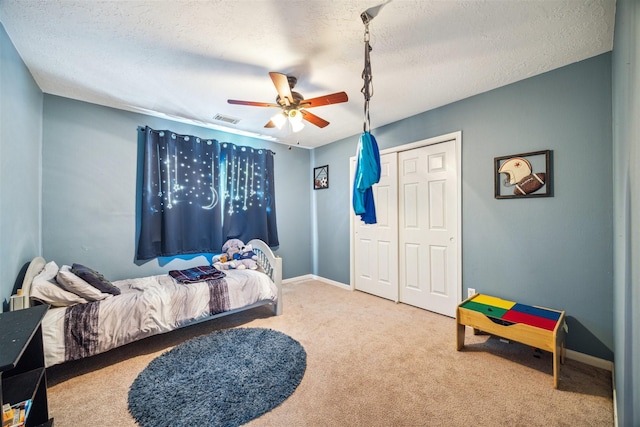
0, 1, 616, 148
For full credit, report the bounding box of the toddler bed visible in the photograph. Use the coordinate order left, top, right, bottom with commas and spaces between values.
20, 239, 282, 367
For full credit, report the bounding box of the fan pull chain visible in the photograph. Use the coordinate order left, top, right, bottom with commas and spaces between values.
361, 23, 373, 133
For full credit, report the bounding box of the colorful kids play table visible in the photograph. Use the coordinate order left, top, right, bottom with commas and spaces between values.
456, 293, 567, 388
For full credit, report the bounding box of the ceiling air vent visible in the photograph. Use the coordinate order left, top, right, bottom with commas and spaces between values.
213, 113, 240, 125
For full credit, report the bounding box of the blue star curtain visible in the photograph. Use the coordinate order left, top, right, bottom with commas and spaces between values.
137, 126, 279, 260
352, 131, 381, 224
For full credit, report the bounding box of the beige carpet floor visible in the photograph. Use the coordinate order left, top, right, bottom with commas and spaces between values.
46, 280, 613, 426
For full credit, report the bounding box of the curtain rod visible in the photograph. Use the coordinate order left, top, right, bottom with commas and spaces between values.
137, 126, 276, 155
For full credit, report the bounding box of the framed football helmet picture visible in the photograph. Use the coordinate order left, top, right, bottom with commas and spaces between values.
495, 150, 552, 199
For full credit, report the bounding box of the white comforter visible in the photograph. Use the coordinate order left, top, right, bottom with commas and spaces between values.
41, 269, 277, 367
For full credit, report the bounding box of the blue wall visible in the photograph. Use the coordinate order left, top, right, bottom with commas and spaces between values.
314, 54, 614, 360
612, 0, 640, 424
41, 96, 312, 281
0, 23, 42, 311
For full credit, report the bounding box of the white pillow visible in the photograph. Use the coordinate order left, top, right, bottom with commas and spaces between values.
56, 265, 111, 302
30, 261, 89, 307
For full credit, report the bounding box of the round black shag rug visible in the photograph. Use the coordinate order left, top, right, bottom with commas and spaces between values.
128, 328, 306, 427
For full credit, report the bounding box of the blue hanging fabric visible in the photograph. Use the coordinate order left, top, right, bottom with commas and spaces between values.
352, 14, 380, 224
352, 131, 381, 224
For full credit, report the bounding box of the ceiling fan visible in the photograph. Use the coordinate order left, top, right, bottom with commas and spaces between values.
227, 72, 348, 132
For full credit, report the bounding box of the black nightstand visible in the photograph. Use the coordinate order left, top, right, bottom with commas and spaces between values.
0, 304, 53, 426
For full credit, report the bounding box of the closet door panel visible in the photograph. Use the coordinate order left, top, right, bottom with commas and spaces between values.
428, 180, 446, 229
403, 242, 421, 290
353, 152, 399, 301
351, 136, 459, 317
399, 140, 458, 316
429, 245, 447, 295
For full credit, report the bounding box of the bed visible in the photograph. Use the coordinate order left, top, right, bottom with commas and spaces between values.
20, 239, 282, 368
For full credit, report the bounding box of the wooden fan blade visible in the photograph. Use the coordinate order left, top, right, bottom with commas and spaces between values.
269, 72, 293, 106
228, 99, 280, 108
264, 120, 276, 128
300, 92, 348, 108
301, 110, 330, 128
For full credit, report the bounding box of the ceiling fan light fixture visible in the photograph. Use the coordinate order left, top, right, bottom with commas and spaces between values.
288, 109, 302, 123
228, 71, 347, 133
287, 109, 304, 132
290, 118, 305, 133
271, 112, 287, 129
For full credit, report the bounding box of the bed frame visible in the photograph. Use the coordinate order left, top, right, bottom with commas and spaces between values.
21, 238, 282, 317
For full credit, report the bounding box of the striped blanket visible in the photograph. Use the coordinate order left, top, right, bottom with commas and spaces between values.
63, 277, 230, 362
43, 268, 278, 367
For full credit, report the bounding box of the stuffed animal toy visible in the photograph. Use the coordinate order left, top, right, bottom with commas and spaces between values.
212, 239, 243, 264
213, 239, 258, 270
233, 244, 258, 270
223, 238, 244, 257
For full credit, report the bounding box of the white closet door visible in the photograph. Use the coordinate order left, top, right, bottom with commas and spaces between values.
353, 152, 399, 301
398, 140, 458, 317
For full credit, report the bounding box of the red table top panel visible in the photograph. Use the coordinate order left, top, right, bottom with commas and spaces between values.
501, 310, 558, 331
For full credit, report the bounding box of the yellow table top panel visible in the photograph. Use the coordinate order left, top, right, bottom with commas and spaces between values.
472, 294, 516, 310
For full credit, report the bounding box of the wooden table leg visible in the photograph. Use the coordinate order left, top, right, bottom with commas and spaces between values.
553, 346, 560, 389
456, 322, 465, 350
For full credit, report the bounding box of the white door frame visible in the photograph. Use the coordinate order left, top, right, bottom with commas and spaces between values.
350, 131, 463, 307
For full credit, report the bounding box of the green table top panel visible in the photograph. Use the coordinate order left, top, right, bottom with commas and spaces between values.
459, 300, 508, 318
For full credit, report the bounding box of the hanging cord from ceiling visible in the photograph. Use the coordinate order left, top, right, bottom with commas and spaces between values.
361, 16, 373, 133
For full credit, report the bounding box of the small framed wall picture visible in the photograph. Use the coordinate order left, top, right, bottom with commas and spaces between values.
314, 165, 329, 190
494, 150, 552, 199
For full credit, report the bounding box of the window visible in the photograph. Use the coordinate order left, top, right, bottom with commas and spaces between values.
137, 126, 278, 260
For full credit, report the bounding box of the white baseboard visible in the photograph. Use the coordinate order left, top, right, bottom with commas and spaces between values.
311, 275, 352, 290
282, 274, 315, 285
565, 349, 614, 372
283, 274, 352, 290
612, 364, 618, 427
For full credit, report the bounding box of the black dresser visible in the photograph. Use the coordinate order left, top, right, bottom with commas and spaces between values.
0, 304, 53, 426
